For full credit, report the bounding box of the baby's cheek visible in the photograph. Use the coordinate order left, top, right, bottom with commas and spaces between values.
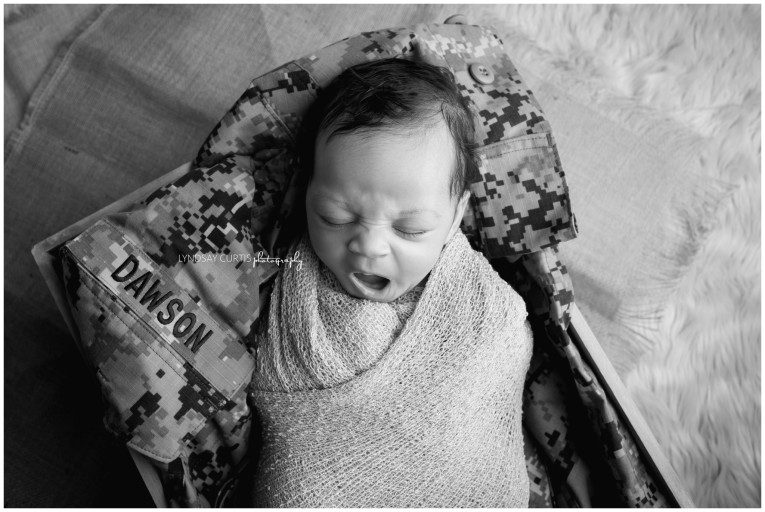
307, 222, 336, 252
398, 243, 441, 284
315, 237, 345, 270
305, 228, 340, 270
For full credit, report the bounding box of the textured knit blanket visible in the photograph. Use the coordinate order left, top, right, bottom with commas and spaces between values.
249, 231, 534, 507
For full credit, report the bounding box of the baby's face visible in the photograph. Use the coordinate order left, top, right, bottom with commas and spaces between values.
306, 120, 469, 302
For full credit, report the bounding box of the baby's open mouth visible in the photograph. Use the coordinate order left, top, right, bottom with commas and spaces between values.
353, 272, 390, 290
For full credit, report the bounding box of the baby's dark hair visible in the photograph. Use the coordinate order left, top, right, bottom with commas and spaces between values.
298, 58, 479, 199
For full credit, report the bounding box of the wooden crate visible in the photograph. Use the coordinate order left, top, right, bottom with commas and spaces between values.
31, 162, 694, 508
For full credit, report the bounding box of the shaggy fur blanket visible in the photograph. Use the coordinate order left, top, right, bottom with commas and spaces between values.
479, 5, 760, 507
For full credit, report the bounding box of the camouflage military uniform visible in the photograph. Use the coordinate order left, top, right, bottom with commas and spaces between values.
61, 20, 669, 507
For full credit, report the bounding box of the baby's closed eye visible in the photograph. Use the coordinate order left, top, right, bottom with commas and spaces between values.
393, 224, 430, 237
319, 215, 354, 226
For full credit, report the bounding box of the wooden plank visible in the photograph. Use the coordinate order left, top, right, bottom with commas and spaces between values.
568, 303, 695, 507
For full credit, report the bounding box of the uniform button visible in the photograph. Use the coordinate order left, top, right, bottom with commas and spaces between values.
443, 14, 467, 25
469, 63, 494, 85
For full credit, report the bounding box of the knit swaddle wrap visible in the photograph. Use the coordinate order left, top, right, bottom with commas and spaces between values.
250, 231, 533, 507
254, 234, 423, 392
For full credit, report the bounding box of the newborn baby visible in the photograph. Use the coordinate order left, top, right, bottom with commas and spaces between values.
248, 58, 533, 507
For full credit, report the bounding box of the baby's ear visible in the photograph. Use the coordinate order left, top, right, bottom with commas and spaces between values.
447, 190, 472, 241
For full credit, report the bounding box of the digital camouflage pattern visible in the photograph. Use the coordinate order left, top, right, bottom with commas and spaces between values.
58, 18, 674, 508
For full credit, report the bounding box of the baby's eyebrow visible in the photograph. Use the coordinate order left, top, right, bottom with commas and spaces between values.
398, 208, 441, 218
314, 194, 351, 209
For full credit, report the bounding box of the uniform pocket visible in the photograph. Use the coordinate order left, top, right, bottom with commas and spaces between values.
462, 132, 578, 258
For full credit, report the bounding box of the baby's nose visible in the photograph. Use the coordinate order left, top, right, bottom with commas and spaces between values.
348, 228, 390, 259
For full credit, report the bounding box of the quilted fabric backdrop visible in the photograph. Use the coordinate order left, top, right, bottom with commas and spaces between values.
5, 4, 759, 507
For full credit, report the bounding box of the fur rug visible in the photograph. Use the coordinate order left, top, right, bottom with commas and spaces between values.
478, 5, 760, 507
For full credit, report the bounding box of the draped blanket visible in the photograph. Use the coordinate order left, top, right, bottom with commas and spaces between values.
249, 231, 534, 507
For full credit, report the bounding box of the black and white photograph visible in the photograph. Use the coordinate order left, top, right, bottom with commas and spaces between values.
5, 3, 761, 508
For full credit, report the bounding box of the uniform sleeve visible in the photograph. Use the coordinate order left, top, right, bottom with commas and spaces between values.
59, 155, 269, 506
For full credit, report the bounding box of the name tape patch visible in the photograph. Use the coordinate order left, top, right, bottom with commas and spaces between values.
111, 254, 213, 354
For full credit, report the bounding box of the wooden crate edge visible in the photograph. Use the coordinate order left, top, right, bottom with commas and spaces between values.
568, 304, 695, 507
